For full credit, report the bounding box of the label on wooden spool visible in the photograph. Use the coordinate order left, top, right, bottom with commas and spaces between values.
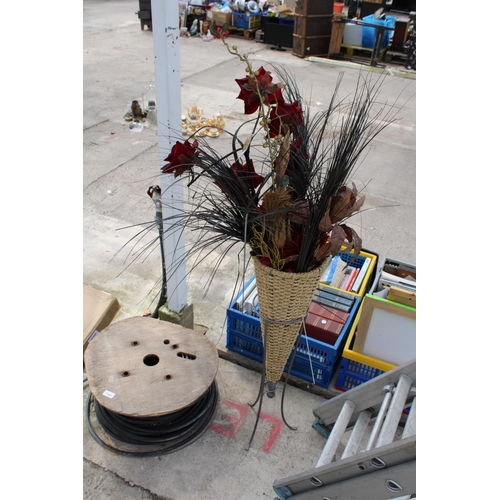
84, 316, 219, 418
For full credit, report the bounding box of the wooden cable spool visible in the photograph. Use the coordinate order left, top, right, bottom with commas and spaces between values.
84, 316, 219, 453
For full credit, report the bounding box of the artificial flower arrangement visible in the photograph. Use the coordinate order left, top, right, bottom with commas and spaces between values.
159, 24, 396, 283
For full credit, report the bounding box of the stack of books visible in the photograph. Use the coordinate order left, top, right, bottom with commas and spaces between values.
371, 258, 416, 308
319, 254, 372, 293
301, 284, 357, 345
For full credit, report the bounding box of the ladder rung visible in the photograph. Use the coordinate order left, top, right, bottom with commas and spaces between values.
376, 374, 413, 447
341, 408, 373, 459
316, 400, 356, 468
402, 395, 416, 439
364, 383, 394, 452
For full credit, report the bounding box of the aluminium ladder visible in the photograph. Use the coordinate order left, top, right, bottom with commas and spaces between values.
273, 358, 416, 500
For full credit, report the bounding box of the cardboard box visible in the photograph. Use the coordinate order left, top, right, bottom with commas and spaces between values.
211, 11, 232, 27
83, 285, 120, 355
278, 5, 294, 17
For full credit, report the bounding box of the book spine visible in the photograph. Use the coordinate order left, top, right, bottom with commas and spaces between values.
312, 295, 352, 313
319, 255, 333, 283
339, 272, 350, 290
309, 302, 348, 324
322, 285, 357, 301
235, 278, 256, 310
326, 255, 339, 284
345, 267, 360, 291
317, 285, 355, 306
242, 288, 258, 315
315, 289, 353, 307
330, 256, 347, 289
351, 257, 371, 293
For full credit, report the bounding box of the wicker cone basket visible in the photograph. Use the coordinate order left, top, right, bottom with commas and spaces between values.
252, 256, 328, 383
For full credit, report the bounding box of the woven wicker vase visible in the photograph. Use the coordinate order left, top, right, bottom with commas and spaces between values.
252, 256, 328, 383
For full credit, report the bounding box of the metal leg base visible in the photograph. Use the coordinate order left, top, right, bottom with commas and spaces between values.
245, 315, 306, 450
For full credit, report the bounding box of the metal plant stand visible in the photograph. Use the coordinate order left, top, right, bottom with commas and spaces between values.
245, 314, 306, 451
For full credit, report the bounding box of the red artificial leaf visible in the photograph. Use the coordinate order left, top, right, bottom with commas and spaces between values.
235, 78, 261, 115
314, 232, 332, 262
230, 159, 264, 189
329, 183, 365, 223
319, 198, 333, 232
162, 139, 199, 177
288, 200, 309, 225
235, 67, 284, 115
340, 224, 362, 263
259, 256, 271, 267
210, 23, 230, 39
268, 101, 303, 138
329, 224, 348, 257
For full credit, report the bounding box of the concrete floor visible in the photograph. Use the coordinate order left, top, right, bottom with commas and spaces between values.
83, 1, 416, 499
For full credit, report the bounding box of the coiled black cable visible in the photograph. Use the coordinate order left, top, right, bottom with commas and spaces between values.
85, 381, 218, 457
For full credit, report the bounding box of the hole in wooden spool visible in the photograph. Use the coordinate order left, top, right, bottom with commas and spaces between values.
177, 352, 196, 360
165, 374, 173, 380
171, 344, 179, 349
131, 341, 139, 346
163, 339, 170, 345
143, 354, 160, 366
122, 371, 130, 377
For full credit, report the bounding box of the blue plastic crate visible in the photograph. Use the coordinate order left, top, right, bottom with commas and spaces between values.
226, 276, 360, 389
335, 357, 411, 414
232, 12, 261, 29
334, 357, 386, 391
278, 17, 294, 26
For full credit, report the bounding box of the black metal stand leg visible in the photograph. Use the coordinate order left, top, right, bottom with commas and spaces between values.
245, 316, 304, 451
280, 332, 303, 431
245, 378, 266, 451
248, 353, 267, 408
246, 319, 270, 450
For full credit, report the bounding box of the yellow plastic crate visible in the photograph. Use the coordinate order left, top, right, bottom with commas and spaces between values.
334, 302, 396, 390
322, 247, 378, 299
336, 296, 416, 392
341, 304, 397, 372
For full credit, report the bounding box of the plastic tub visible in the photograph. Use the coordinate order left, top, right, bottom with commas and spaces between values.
361, 14, 396, 49
343, 22, 363, 46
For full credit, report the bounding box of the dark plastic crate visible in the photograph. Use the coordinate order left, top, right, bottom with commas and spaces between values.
232, 12, 261, 29
226, 275, 360, 389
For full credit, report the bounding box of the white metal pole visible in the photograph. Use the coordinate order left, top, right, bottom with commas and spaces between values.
151, 0, 187, 313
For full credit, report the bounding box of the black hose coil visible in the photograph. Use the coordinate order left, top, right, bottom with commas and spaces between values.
85, 381, 218, 457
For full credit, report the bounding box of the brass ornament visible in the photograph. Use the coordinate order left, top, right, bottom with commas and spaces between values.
181, 105, 225, 138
